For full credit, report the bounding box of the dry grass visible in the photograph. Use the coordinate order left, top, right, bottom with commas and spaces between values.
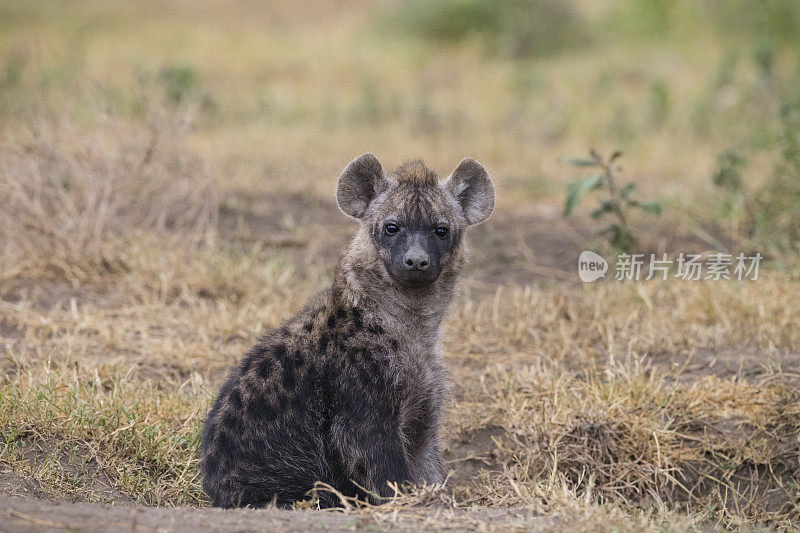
0, 115, 798, 526
0, 102, 217, 284
453, 362, 800, 527
2, 246, 799, 529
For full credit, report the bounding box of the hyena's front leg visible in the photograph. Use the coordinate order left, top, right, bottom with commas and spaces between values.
409, 430, 445, 485
404, 389, 446, 486
331, 383, 412, 501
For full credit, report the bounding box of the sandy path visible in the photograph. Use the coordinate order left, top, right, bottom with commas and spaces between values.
0, 494, 372, 532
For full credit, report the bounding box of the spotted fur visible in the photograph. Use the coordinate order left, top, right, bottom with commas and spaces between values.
201, 154, 494, 508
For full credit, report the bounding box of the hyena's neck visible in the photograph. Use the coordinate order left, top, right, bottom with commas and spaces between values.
333, 238, 461, 352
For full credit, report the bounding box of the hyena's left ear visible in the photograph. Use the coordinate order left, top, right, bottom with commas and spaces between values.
445, 158, 495, 225
336, 153, 388, 219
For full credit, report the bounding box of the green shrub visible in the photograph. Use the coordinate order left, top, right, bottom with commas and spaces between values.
158, 64, 198, 104
390, 0, 587, 59
607, 0, 800, 46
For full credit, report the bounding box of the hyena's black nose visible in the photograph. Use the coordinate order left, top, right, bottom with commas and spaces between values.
404, 246, 429, 270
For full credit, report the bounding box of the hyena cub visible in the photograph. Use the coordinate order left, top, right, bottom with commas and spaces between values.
201, 153, 494, 508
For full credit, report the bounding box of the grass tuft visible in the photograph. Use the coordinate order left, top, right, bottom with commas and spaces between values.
0, 103, 217, 283
460, 361, 800, 527
0, 364, 207, 506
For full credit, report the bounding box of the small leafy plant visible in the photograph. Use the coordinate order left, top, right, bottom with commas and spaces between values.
564, 150, 661, 252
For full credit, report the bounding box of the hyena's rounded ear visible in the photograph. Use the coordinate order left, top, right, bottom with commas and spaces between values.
445, 158, 495, 225
336, 153, 388, 219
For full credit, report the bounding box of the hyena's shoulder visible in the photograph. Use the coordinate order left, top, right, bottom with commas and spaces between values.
210, 288, 396, 422
204, 292, 331, 430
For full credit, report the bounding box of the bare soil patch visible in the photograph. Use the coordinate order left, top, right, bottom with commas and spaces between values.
0, 493, 556, 532
217, 190, 723, 289
218, 190, 595, 286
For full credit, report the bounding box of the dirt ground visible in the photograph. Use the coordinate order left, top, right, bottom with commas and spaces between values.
0, 465, 551, 532
217, 190, 716, 288
0, 493, 425, 532
0, 492, 565, 533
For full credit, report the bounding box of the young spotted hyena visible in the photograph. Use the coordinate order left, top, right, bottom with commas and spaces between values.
201, 153, 494, 508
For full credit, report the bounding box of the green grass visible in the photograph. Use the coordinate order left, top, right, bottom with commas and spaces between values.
1, 366, 207, 505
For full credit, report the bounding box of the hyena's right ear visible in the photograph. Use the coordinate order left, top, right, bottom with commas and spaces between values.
336, 153, 388, 219
445, 158, 495, 225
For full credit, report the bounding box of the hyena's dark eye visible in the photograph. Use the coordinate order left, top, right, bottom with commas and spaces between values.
435, 226, 449, 239
384, 223, 399, 235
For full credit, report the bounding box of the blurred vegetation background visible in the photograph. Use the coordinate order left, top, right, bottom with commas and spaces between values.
2, 0, 800, 269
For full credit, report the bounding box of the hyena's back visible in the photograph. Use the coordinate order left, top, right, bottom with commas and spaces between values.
200, 298, 346, 507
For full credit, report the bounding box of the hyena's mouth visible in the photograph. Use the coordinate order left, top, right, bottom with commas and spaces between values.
388, 267, 440, 289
